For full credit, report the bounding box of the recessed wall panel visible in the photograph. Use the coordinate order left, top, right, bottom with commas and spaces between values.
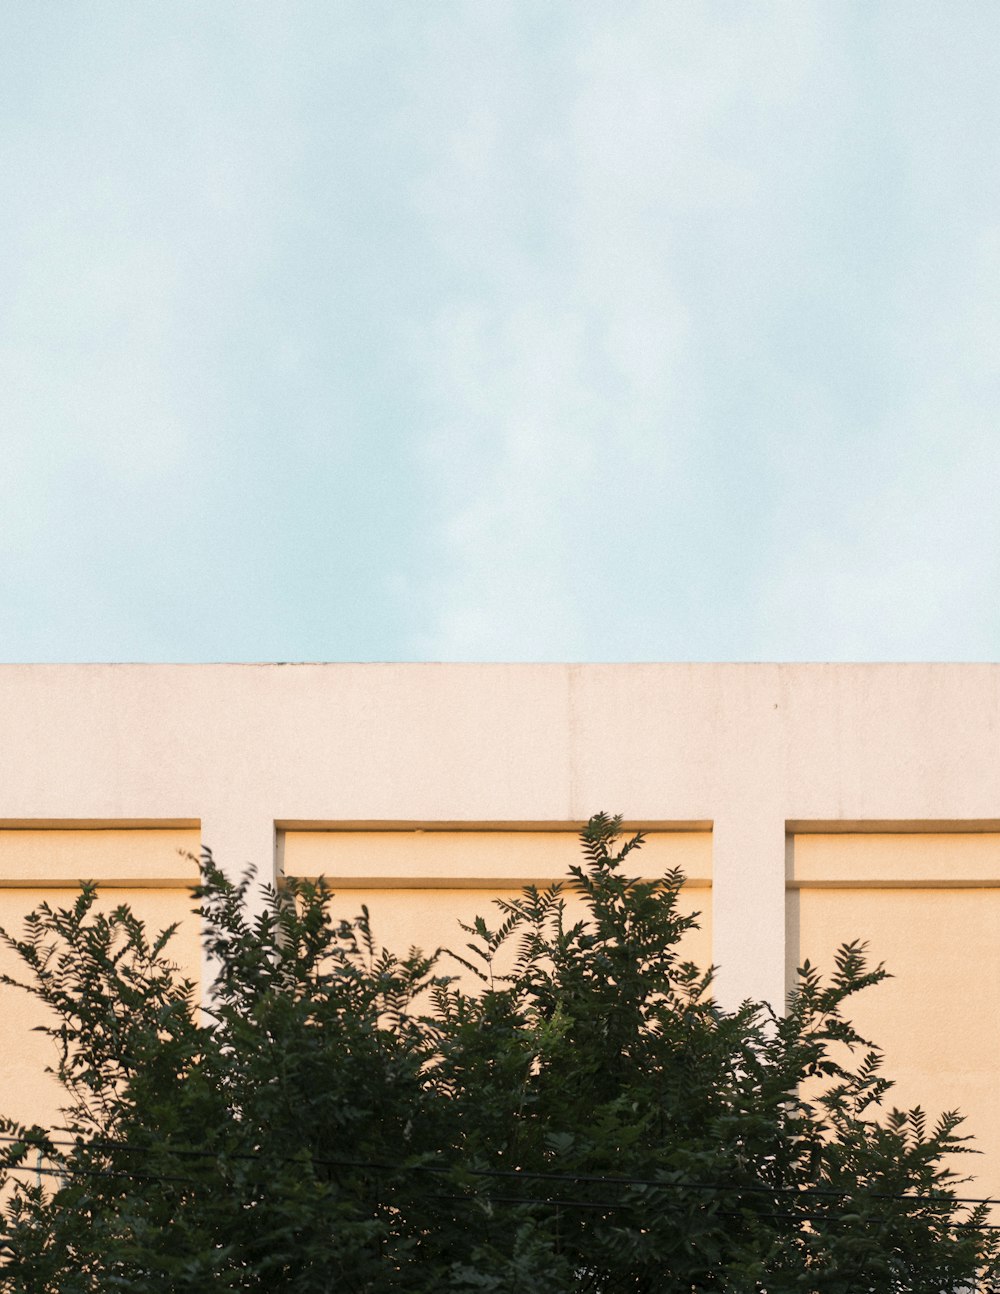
283, 829, 713, 983
0, 830, 202, 1131
0, 827, 201, 885
789, 832, 1000, 1209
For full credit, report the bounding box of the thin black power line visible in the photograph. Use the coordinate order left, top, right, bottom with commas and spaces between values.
6, 1162, 201, 1188
1, 1143, 998, 1221
1, 1133, 996, 1211
6, 1163, 1000, 1233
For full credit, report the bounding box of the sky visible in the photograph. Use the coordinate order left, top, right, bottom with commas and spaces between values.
2, 1, 999, 663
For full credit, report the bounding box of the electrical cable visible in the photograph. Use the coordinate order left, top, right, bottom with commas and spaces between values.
8, 1161, 1000, 1231
1, 1134, 996, 1212
4, 1144, 1000, 1230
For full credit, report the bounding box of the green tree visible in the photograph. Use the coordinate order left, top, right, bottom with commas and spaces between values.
1, 813, 997, 1291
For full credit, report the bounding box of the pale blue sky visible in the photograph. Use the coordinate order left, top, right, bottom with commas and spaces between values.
2, 2, 999, 662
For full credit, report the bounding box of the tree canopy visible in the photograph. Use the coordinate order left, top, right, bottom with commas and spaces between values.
1, 813, 997, 1291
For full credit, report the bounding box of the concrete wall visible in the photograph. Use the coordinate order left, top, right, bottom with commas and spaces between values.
1, 664, 999, 1194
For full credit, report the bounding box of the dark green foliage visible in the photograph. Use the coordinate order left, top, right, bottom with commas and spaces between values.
1, 813, 997, 1291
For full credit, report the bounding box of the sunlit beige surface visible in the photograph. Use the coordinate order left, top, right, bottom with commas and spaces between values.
2, 663, 1000, 1204
0, 829, 201, 1129
281, 828, 712, 886
0, 828, 200, 885
0, 886, 201, 1130
789, 832, 1000, 1204
285, 830, 712, 988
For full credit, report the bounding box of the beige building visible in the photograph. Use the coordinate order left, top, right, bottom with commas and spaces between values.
2, 663, 1000, 1200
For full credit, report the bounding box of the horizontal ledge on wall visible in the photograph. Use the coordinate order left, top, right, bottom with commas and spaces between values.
0, 877, 200, 890
275, 820, 713, 833
0, 819, 201, 830
787, 819, 1000, 834
278, 829, 713, 887
0, 829, 202, 884
787, 831, 1000, 886
788, 879, 1000, 890
279, 875, 713, 890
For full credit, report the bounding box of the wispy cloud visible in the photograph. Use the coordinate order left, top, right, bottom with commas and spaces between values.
3, 2, 999, 662
403, 3, 818, 658
402, 2, 1000, 661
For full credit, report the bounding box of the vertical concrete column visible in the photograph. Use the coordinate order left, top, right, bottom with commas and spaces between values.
198, 813, 276, 999
199, 813, 277, 886
711, 811, 787, 1011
